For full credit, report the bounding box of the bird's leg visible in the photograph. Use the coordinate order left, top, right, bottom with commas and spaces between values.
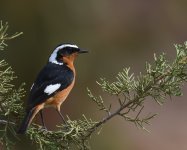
56, 106, 67, 124
39, 110, 47, 130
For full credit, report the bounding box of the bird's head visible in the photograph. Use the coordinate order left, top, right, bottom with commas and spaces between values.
49, 44, 88, 65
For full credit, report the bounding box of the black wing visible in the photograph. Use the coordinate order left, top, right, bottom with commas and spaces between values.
27, 63, 74, 110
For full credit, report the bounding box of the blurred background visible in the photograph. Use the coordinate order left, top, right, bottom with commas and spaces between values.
1, 0, 187, 149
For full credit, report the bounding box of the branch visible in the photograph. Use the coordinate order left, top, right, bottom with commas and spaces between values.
87, 43, 187, 136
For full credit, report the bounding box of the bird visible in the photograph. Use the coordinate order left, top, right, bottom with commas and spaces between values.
17, 44, 88, 134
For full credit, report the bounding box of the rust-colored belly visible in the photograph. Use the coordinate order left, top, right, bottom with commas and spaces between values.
45, 80, 75, 108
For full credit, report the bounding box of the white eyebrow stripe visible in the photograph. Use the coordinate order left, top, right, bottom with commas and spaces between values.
44, 83, 61, 95
55, 44, 78, 50
48, 44, 78, 65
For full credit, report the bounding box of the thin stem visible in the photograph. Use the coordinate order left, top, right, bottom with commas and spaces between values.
0, 32, 23, 40
0, 119, 15, 125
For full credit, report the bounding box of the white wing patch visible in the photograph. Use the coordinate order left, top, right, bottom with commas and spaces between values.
44, 83, 61, 95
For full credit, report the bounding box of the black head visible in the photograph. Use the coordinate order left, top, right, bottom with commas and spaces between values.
49, 44, 88, 65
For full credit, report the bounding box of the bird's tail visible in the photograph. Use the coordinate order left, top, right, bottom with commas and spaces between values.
17, 108, 35, 134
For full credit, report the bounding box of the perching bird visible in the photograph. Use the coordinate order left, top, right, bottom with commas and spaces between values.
17, 44, 88, 134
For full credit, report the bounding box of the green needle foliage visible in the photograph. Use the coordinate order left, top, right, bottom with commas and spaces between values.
27, 116, 97, 150
0, 21, 25, 149
88, 43, 187, 133
0, 20, 187, 150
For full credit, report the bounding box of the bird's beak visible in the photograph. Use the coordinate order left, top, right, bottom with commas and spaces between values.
78, 49, 88, 54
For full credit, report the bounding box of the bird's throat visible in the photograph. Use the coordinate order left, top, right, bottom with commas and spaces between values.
62, 56, 76, 74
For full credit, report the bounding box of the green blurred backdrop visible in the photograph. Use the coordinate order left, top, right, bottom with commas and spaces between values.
1, 0, 187, 150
